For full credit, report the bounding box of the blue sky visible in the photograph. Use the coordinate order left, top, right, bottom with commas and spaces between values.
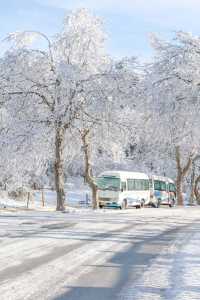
1, 0, 200, 60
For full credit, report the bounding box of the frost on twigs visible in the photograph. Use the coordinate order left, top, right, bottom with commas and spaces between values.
4, 31, 39, 48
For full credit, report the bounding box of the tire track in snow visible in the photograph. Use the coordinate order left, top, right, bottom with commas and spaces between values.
0, 222, 134, 283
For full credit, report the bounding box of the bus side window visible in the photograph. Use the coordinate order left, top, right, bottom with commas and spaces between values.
121, 182, 126, 191
149, 179, 153, 189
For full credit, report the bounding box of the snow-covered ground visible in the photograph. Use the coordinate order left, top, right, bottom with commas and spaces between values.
0, 187, 91, 211
0, 207, 200, 299
117, 216, 200, 300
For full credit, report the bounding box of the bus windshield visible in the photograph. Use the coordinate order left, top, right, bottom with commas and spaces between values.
169, 183, 176, 192
96, 176, 120, 191
154, 180, 166, 191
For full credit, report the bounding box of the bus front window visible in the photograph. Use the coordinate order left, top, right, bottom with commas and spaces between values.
96, 176, 120, 191
154, 180, 166, 191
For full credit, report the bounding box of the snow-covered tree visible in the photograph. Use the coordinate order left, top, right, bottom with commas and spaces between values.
147, 32, 200, 205
73, 57, 144, 209
3, 8, 110, 210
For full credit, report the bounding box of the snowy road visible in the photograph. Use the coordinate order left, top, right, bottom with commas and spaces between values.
0, 208, 200, 300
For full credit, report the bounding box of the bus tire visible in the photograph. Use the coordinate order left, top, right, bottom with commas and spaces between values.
157, 200, 161, 208
141, 199, 145, 207
121, 199, 127, 210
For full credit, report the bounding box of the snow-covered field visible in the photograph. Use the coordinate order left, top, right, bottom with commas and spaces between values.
0, 188, 91, 211
0, 207, 200, 299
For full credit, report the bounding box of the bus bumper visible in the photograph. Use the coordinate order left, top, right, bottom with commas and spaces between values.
99, 200, 120, 209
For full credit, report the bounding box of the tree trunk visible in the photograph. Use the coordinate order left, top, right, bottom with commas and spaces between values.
91, 185, 98, 209
194, 175, 200, 204
27, 192, 30, 209
189, 162, 195, 205
54, 126, 65, 211
176, 171, 183, 206
41, 189, 45, 207
81, 129, 98, 209
175, 146, 192, 206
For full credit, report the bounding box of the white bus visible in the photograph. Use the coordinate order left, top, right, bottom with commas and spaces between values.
96, 171, 176, 209
96, 171, 151, 209
150, 175, 176, 207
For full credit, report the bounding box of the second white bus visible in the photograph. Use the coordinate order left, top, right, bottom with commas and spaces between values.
150, 175, 176, 207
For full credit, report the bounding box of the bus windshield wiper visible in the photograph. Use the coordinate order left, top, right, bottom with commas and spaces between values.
100, 187, 118, 191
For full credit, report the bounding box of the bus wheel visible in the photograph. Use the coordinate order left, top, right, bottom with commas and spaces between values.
157, 200, 161, 208
121, 199, 127, 210
141, 199, 145, 207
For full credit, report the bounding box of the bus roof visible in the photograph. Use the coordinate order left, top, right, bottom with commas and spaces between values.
151, 174, 175, 183
151, 175, 166, 182
98, 171, 149, 180
166, 177, 175, 184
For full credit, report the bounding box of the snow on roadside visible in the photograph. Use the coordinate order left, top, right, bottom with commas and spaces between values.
0, 197, 27, 209
0, 177, 91, 211
0, 188, 91, 211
